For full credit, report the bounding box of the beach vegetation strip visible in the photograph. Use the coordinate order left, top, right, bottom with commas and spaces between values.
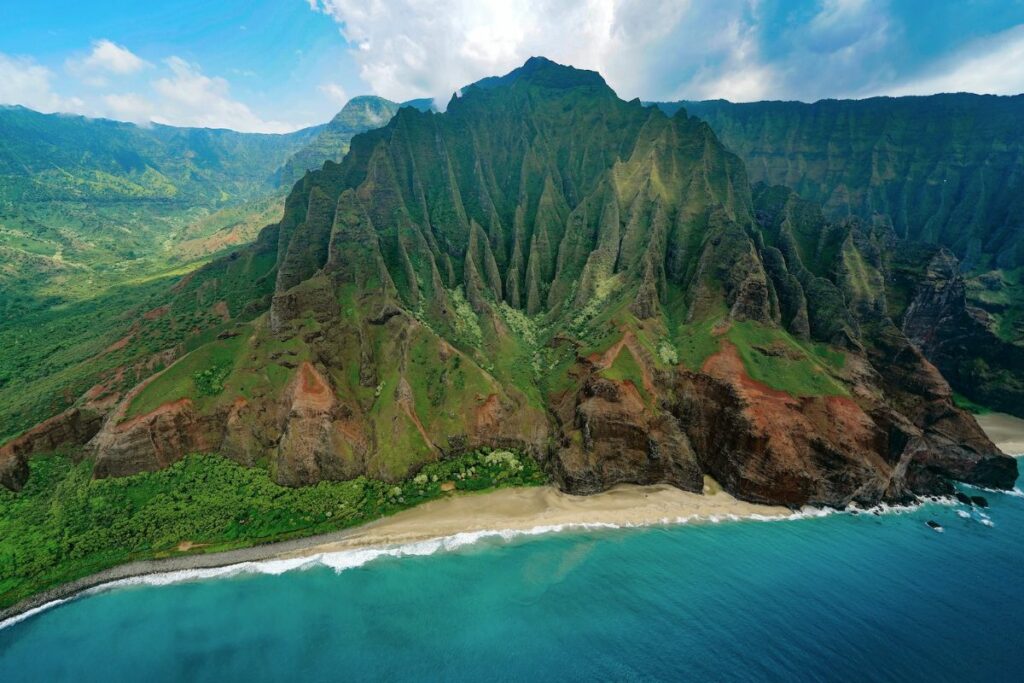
0, 449, 546, 610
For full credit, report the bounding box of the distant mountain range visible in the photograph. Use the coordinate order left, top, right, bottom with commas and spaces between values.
651, 95, 1024, 414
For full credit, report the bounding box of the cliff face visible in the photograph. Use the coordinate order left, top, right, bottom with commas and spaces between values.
901, 250, 1024, 415
0, 408, 103, 491
6, 59, 1017, 504
658, 95, 1024, 415
657, 95, 1024, 270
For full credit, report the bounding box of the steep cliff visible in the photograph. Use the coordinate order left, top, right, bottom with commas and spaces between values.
657, 95, 1024, 415
7, 59, 1016, 504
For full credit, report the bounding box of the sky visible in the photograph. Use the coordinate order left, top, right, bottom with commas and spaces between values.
1, 0, 1023, 133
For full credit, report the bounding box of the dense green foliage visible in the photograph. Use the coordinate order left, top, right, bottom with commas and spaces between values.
0, 448, 546, 610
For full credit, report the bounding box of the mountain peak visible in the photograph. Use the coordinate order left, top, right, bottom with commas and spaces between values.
330, 96, 399, 124
466, 56, 608, 93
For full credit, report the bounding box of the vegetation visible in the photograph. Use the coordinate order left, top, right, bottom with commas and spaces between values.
726, 321, 848, 397
0, 448, 547, 610
0, 100, 400, 440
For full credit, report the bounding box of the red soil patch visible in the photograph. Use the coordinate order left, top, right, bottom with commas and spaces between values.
143, 305, 169, 321
291, 362, 335, 413
212, 300, 230, 322
599, 330, 656, 397
113, 398, 194, 433
474, 393, 502, 433
101, 333, 133, 355
701, 342, 881, 462
395, 376, 435, 450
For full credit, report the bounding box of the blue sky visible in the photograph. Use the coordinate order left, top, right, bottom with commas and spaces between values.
2, 0, 1023, 132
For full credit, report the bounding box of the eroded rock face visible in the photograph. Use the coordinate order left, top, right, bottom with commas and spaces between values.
0, 449, 29, 491
672, 344, 890, 507
902, 250, 1024, 416
0, 408, 104, 491
90, 399, 225, 478
552, 375, 702, 495
273, 362, 366, 486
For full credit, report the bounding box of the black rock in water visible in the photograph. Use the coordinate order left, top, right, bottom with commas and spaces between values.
955, 491, 973, 506
970, 496, 989, 508
927, 520, 943, 531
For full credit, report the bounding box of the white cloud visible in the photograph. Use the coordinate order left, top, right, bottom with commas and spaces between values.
4, 46, 308, 132
881, 25, 1024, 97
0, 53, 81, 113
102, 92, 156, 124
310, 0, 707, 104
71, 39, 148, 76
684, 11, 778, 102
319, 82, 348, 106
312, 0, 906, 105
145, 56, 296, 132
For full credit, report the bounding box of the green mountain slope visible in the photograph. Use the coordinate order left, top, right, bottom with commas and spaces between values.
654, 95, 1024, 270
7, 58, 1011, 511
0, 105, 321, 203
654, 95, 1024, 413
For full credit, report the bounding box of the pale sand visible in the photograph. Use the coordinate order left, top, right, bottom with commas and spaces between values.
977, 412, 1024, 456
0, 480, 791, 625
279, 480, 791, 560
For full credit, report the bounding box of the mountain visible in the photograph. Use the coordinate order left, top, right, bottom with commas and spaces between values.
0, 102, 396, 446
0, 105, 322, 203
275, 96, 401, 187
4, 58, 1013, 505
652, 95, 1024, 415
0, 105, 320, 314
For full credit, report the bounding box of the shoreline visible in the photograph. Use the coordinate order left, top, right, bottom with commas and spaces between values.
1, 482, 790, 628
976, 411, 1024, 456
3, 411, 1022, 629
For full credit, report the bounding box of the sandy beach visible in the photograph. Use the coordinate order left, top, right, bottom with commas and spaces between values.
277, 481, 791, 560
0, 480, 788, 626
977, 412, 1024, 456
3, 413, 1020, 626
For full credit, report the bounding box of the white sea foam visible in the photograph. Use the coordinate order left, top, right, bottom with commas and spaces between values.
0, 597, 71, 631
0, 487, 1011, 632
960, 483, 1024, 498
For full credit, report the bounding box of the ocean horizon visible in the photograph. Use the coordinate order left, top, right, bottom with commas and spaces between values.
2, 468, 1022, 682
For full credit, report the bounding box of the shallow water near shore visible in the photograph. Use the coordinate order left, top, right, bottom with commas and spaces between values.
1, 465, 1023, 681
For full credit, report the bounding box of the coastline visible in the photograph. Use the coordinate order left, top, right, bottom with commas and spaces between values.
0, 481, 789, 627
4, 411, 1022, 629
976, 411, 1024, 456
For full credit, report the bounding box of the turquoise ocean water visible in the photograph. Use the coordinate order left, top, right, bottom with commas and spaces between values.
1, 471, 1022, 682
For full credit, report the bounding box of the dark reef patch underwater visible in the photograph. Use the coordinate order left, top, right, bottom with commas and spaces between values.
1, 467, 1022, 682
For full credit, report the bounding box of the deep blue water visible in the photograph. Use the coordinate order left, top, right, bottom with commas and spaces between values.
2, 475, 1022, 682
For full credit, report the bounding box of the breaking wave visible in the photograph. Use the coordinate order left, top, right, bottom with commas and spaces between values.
0, 492, 992, 632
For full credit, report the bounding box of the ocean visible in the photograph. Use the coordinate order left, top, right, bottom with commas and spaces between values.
1, 474, 1022, 682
